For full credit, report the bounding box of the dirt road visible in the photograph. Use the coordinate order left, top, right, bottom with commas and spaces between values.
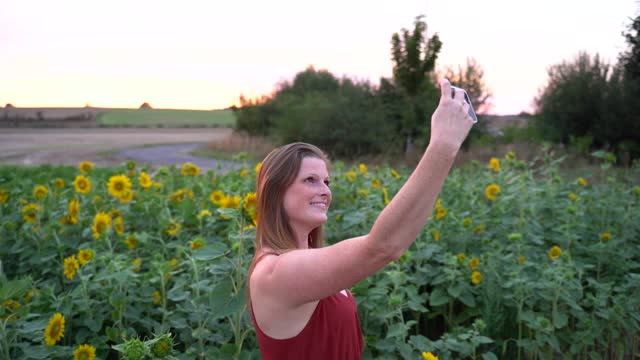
0, 128, 234, 169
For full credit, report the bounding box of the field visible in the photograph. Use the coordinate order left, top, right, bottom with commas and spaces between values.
96, 109, 236, 128
1, 147, 639, 359
0, 128, 233, 168
0, 107, 236, 128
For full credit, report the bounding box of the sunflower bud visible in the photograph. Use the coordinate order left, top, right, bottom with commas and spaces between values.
122, 338, 146, 360
150, 333, 174, 358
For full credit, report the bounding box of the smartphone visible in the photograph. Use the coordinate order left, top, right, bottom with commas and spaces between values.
451, 86, 478, 123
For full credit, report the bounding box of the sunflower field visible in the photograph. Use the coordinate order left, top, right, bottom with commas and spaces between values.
0, 151, 639, 360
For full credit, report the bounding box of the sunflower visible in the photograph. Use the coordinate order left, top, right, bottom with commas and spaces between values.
243, 192, 257, 215
21, 203, 41, 223
150, 334, 174, 358
190, 238, 205, 250
345, 171, 356, 182
435, 207, 447, 220
600, 232, 611, 242
568, 192, 579, 202
359, 163, 367, 175
119, 191, 134, 204
578, 177, 588, 186
74, 344, 96, 360
462, 217, 471, 227
54, 178, 64, 189
0, 189, 8, 204
431, 230, 440, 241
471, 271, 482, 285
33, 185, 49, 200
44, 312, 65, 346
125, 235, 138, 249
210, 190, 225, 205
239, 169, 248, 178
371, 178, 381, 188
457, 253, 466, 263
518, 255, 526, 265
390, 168, 401, 179
489, 157, 501, 172
166, 222, 181, 236
152, 291, 162, 305
548, 245, 562, 261
221, 195, 241, 209
139, 171, 152, 189
422, 352, 439, 360
107, 175, 132, 199
170, 189, 186, 202
73, 175, 92, 194
109, 209, 122, 219
132, 257, 141, 273
114, 216, 124, 236
485, 184, 501, 201
180, 162, 200, 176
64, 255, 79, 280
79, 161, 94, 173
68, 198, 80, 224
92, 212, 112, 239
77, 249, 94, 265
382, 187, 389, 205
197, 209, 212, 219
473, 224, 485, 234
469, 257, 480, 270
254, 162, 262, 173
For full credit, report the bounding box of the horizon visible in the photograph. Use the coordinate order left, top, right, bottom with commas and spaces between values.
1, 0, 638, 115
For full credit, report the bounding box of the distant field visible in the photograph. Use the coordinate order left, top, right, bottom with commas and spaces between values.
96, 108, 236, 127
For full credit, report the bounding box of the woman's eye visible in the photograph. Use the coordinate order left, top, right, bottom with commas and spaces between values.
324, 180, 331, 187
305, 177, 314, 183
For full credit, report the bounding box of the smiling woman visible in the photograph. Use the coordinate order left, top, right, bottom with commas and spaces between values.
246, 79, 475, 359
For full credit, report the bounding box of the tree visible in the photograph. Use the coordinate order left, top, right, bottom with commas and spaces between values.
619, 12, 640, 81
391, 15, 442, 154
534, 52, 610, 145
441, 58, 492, 114
440, 58, 493, 150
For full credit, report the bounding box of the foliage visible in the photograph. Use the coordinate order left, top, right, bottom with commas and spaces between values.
390, 15, 442, 153
0, 153, 639, 359
534, 52, 611, 145
535, 12, 640, 164
235, 67, 397, 158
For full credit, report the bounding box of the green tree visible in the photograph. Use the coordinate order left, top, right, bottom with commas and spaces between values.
391, 15, 442, 154
533, 52, 610, 145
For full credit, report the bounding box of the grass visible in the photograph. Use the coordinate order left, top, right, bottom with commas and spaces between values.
96, 108, 236, 127
190, 132, 277, 162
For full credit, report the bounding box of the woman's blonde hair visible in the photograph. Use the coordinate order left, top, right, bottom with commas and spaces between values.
247, 142, 330, 302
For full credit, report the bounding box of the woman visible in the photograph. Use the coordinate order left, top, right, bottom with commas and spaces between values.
248, 79, 475, 359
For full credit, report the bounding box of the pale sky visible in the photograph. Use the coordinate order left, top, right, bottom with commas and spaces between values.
1, 0, 637, 114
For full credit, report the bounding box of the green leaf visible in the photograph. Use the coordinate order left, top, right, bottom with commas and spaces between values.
193, 246, 228, 261
429, 288, 449, 306
386, 323, 409, 339
553, 309, 568, 329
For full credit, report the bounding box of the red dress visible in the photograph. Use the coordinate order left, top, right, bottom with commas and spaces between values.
250, 289, 364, 359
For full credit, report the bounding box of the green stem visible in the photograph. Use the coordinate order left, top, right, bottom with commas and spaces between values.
1, 320, 11, 360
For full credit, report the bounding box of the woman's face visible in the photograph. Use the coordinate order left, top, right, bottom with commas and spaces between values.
282, 156, 332, 237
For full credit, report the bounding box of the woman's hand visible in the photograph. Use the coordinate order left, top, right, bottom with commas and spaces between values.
429, 78, 475, 153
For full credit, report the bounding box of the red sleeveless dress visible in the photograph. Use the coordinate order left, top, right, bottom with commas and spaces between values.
250, 289, 364, 359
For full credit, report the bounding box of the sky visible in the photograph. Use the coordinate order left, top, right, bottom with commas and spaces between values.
1, 0, 638, 115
